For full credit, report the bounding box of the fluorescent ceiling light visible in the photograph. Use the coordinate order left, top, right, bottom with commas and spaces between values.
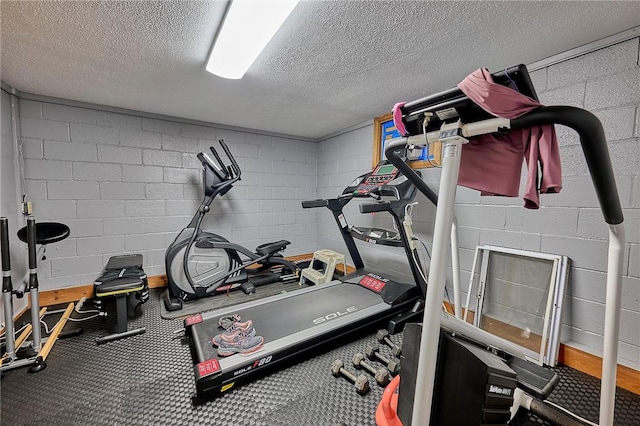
206, 0, 300, 79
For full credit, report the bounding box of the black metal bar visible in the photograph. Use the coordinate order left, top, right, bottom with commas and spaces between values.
96, 327, 146, 345
384, 139, 439, 207
511, 106, 623, 225
1, 217, 10, 274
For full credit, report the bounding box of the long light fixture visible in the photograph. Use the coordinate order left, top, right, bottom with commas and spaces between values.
206, 0, 300, 79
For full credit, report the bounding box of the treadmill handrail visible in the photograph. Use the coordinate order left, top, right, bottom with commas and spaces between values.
386, 105, 625, 426
510, 106, 622, 224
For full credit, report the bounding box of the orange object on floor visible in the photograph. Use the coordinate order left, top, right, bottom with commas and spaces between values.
375, 375, 402, 426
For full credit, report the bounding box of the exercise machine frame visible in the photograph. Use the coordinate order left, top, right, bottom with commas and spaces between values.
385, 65, 625, 425
164, 140, 300, 310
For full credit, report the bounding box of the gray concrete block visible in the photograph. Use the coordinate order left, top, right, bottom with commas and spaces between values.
164, 168, 199, 184
119, 129, 162, 148
592, 105, 636, 142
44, 140, 97, 162
630, 244, 640, 278
547, 39, 640, 90
162, 135, 200, 152
70, 123, 118, 145
142, 117, 181, 135
542, 176, 633, 209
477, 229, 541, 252
541, 235, 609, 271
180, 123, 216, 140
182, 184, 203, 200
538, 83, 585, 108
165, 199, 199, 216
634, 176, 640, 208
21, 117, 69, 141
143, 149, 182, 166
42, 103, 96, 124
608, 138, 640, 176
506, 206, 578, 237
242, 157, 272, 173
182, 152, 202, 169
145, 183, 183, 200
216, 128, 246, 144
259, 173, 284, 187
295, 161, 317, 176
24, 179, 47, 200
259, 145, 284, 161
122, 164, 163, 183
51, 255, 104, 277
100, 182, 145, 200
636, 106, 640, 137
98, 145, 142, 164
24, 159, 72, 180
65, 218, 103, 237
585, 67, 640, 110
528, 68, 547, 93
77, 200, 125, 219
21, 138, 43, 159
576, 209, 609, 240
47, 181, 99, 200
103, 217, 149, 235
44, 238, 76, 260
19, 99, 42, 118
73, 162, 121, 182
124, 200, 165, 217
272, 186, 298, 200
145, 216, 186, 233
621, 209, 640, 244
229, 142, 260, 159
97, 111, 142, 130
622, 276, 639, 313
30, 200, 76, 220
76, 236, 124, 255
124, 233, 166, 251
454, 205, 506, 229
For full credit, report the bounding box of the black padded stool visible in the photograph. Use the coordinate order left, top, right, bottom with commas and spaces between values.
93, 254, 149, 345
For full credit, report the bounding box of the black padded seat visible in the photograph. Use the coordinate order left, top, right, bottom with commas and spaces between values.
17, 222, 70, 244
93, 254, 149, 345
94, 277, 145, 297
255, 240, 290, 255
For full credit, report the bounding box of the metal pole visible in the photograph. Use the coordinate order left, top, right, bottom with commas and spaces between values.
1, 217, 16, 360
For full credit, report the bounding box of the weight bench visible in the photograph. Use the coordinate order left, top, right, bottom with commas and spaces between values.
93, 254, 149, 345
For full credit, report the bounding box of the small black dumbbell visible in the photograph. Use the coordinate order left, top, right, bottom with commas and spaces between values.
376, 329, 402, 357
330, 359, 370, 395
365, 344, 401, 375
352, 352, 390, 386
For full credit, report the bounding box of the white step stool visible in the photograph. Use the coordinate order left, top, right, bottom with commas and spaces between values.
299, 249, 346, 286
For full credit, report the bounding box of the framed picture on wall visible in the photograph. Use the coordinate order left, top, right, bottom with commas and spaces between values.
372, 113, 441, 169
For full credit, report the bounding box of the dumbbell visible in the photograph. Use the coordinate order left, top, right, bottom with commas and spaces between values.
330, 359, 370, 395
365, 344, 401, 375
352, 352, 390, 386
376, 329, 402, 357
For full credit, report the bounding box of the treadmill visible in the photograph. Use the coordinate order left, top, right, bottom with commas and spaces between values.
184, 159, 430, 398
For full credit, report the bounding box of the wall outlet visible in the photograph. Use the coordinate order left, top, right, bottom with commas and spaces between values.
22, 201, 33, 215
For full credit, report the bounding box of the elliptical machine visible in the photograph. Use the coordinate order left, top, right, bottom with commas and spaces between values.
164, 140, 299, 311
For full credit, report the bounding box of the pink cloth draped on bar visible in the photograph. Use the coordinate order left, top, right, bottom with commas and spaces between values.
457, 68, 562, 208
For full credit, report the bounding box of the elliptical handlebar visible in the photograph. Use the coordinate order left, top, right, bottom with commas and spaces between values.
197, 139, 242, 183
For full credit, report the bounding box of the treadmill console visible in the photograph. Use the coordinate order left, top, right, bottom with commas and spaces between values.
352, 163, 400, 196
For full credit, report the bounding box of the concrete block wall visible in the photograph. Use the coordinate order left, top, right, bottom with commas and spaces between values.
18, 101, 318, 290
316, 38, 640, 370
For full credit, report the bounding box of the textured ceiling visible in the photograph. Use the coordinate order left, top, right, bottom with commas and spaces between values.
1, 1, 640, 140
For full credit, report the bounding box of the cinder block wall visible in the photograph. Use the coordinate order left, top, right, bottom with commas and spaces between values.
316, 38, 640, 370
18, 101, 318, 289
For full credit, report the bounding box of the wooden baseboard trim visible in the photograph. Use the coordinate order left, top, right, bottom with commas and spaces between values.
39, 274, 168, 307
